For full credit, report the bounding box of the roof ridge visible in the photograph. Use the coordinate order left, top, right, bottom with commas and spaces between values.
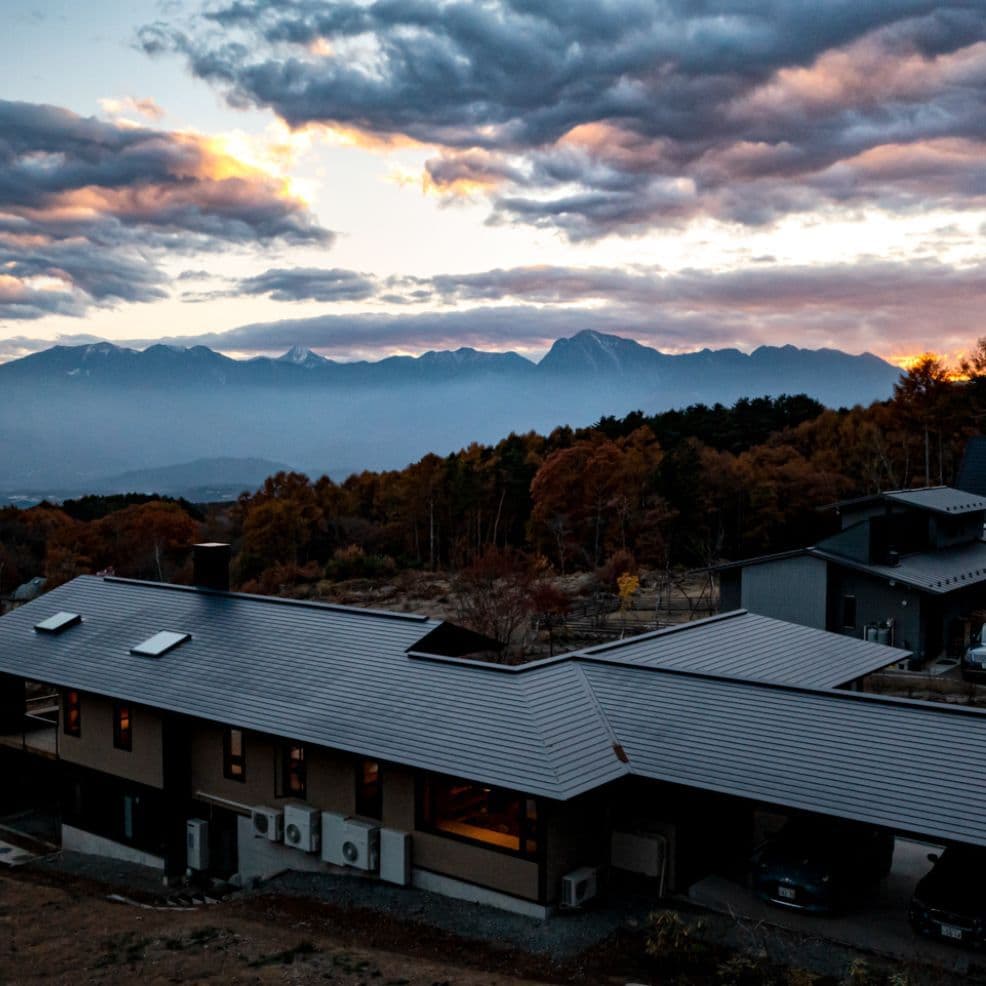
567, 663, 632, 778
579, 657, 986, 721
573, 609, 746, 656
98, 575, 432, 624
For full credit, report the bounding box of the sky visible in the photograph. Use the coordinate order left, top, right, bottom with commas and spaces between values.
1, 0, 985, 366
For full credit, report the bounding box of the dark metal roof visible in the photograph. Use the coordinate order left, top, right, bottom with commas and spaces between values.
5, 575, 986, 849
811, 540, 986, 594
883, 487, 986, 515
821, 485, 986, 517
585, 663, 986, 848
575, 611, 906, 688
0, 576, 622, 799
709, 549, 807, 574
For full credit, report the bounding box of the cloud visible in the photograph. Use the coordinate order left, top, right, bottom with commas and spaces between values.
0, 99, 331, 320
0, 332, 108, 361
98, 96, 166, 121
235, 266, 377, 301
106, 257, 986, 362
141, 1, 986, 238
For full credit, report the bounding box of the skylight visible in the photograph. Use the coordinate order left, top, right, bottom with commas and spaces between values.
34, 612, 81, 635
131, 630, 190, 657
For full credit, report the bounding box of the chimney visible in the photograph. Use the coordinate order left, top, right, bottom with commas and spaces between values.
193, 543, 231, 591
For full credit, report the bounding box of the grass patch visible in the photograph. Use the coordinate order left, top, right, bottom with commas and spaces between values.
93, 931, 152, 968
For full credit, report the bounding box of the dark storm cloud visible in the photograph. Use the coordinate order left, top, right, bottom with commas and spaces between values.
0, 99, 331, 320
235, 266, 377, 301
142, 1, 986, 237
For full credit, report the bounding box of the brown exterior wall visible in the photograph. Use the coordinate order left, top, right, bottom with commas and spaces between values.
187, 722, 357, 815
384, 766, 540, 902
59, 693, 163, 789
542, 793, 609, 905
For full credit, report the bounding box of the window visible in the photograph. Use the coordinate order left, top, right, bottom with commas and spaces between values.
282, 744, 306, 799
223, 727, 246, 782
842, 594, 857, 629
35, 611, 81, 635
419, 775, 538, 857
113, 702, 132, 751
130, 630, 190, 658
63, 690, 81, 737
356, 760, 382, 819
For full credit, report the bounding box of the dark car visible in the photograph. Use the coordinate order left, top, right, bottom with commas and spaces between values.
909, 846, 986, 947
751, 817, 895, 913
962, 633, 986, 681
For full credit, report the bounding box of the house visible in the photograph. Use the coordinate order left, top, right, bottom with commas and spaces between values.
956, 436, 986, 500
3, 544, 986, 917
718, 487, 986, 662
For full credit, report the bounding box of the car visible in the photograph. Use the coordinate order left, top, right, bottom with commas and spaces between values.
751, 816, 895, 914
962, 626, 986, 680
909, 845, 986, 948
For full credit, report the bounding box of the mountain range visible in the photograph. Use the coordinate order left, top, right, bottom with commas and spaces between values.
0, 331, 902, 495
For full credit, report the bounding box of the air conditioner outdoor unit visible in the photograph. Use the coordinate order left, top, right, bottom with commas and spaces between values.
560, 866, 598, 908
321, 812, 379, 871
186, 818, 209, 872
251, 805, 284, 842
284, 804, 321, 853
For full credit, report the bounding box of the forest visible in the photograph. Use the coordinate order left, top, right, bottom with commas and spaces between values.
1, 350, 982, 606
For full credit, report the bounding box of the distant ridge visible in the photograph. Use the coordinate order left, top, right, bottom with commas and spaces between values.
0, 331, 903, 490
89, 457, 296, 495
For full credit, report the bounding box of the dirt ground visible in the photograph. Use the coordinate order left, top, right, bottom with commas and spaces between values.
0, 866, 627, 986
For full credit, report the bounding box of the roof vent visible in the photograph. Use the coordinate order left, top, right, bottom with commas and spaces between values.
34, 612, 81, 635
131, 630, 190, 658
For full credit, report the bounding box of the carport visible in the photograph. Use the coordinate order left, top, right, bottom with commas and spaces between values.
583, 658, 986, 849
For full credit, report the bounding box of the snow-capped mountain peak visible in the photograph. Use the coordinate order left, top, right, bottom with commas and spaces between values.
278, 345, 328, 368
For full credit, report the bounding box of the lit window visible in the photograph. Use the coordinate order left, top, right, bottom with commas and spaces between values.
223, 727, 246, 782
63, 690, 81, 737
113, 702, 132, 751
356, 760, 382, 819
420, 775, 538, 857
283, 744, 306, 799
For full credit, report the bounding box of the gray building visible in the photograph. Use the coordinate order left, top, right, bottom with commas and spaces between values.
719, 487, 986, 662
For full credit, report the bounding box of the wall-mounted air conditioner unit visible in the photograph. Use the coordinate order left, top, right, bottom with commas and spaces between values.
321, 812, 379, 871
560, 866, 598, 908
186, 818, 209, 872
251, 805, 284, 842
284, 804, 321, 853
379, 828, 412, 886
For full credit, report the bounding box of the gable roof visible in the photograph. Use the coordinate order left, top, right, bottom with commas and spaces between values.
811, 539, 986, 594
716, 539, 986, 595
883, 486, 986, 515
574, 610, 906, 689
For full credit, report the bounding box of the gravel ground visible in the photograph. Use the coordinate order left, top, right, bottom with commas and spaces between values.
260, 869, 654, 960
15, 848, 986, 984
